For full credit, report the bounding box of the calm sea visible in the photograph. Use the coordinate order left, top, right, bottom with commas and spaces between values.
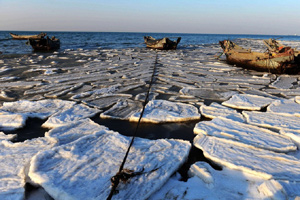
1, 31, 300, 54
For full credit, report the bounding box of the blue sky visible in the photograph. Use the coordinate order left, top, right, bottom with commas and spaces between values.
0, 0, 299, 35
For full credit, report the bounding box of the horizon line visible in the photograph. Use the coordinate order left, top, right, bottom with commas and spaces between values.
1, 30, 296, 36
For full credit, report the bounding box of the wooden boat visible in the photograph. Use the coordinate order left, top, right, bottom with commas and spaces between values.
27, 36, 60, 51
219, 40, 300, 74
10, 32, 46, 40
144, 36, 181, 50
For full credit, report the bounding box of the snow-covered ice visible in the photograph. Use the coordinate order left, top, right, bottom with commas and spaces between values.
130, 100, 201, 123
29, 131, 191, 200
0, 112, 26, 130
243, 111, 300, 132
0, 137, 56, 200
200, 102, 245, 122
194, 134, 300, 180
222, 94, 274, 110
194, 117, 296, 152
42, 103, 101, 129
45, 119, 108, 145
267, 98, 300, 117
0, 99, 76, 120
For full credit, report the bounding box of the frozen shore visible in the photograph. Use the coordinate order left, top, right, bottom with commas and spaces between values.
0, 39, 300, 199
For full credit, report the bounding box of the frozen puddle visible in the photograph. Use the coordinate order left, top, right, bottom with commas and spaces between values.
29, 130, 191, 200
130, 100, 201, 123
193, 117, 296, 153
200, 102, 244, 122
194, 134, 300, 180
222, 94, 274, 110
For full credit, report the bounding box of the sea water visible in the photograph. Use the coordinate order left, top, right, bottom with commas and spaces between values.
1, 31, 300, 54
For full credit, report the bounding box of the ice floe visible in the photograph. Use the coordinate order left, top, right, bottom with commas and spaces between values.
130, 100, 201, 123
270, 75, 297, 89
45, 119, 108, 145
200, 102, 244, 122
243, 111, 300, 132
0, 137, 55, 200
29, 131, 191, 200
100, 99, 143, 120
151, 161, 267, 200
0, 131, 16, 141
222, 94, 275, 110
42, 103, 101, 129
267, 98, 300, 117
258, 179, 300, 200
0, 99, 76, 120
194, 117, 296, 153
0, 112, 26, 130
194, 134, 300, 180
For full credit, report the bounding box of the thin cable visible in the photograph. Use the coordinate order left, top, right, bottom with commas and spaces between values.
107, 53, 158, 200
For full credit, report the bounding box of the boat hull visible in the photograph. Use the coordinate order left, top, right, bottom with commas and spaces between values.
220, 40, 300, 74
10, 33, 46, 40
144, 36, 181, 50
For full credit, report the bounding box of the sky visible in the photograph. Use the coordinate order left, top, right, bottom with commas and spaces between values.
0, 0, 299, 35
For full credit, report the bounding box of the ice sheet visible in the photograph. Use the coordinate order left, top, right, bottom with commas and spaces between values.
200, 102, 244, 122
29, 131, 191, 200
130, 100, 201, 123
222, 94, 275, 110
194, 134, 300, 180
42, 103, 101, 129
194, 117, 296, 152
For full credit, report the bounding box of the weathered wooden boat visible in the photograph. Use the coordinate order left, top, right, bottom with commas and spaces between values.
27, 36, 60, 51
219, 40, 300, 74
144, 36, 181, 50
10, 32, 46, 40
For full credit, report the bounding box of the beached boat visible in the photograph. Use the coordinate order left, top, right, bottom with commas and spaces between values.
10, 32, 46, 40
27, 36, 60, 51
144, 36, 181, 50
219, 40, 300, 74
